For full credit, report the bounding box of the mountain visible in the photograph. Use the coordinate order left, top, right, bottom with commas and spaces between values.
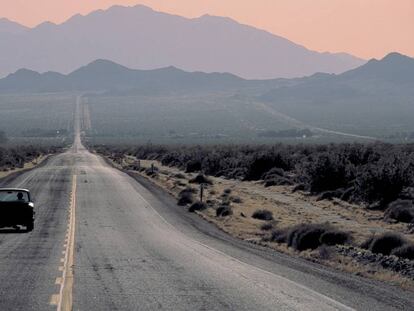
339, 52, 414, 84
260, 53, 414, 135
0, 59, 270, 94
0, 5, 364, 79
0, 18, 28, 34
263, 52, 414, 100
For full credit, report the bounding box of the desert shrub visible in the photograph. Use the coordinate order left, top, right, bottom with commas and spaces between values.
189, 174, 212, 185
185, 160, 202, 173
360, 235, 375, 249
177, 188, 195, 206
365, 233, 408, 255
244, 152, 291, 181
287, 224, 328, 251
223, 188, 232, 195
262, 167, 293, 187
174, 173, 186, 179
260, 223, 274, 231
304, 152, 351, 193
189, 201, 207, 213
92, 143, 414, 207
399, 187, 414, 200
354, 156, 413, 207
229, 196, 243, 203
252, 209, 273, 221
216, 205, 233, 217
270, 229, 288, 243
0, 144, 64, 171
384, 200, 414, 223
391, 244, 414, 260
319, 230, 351, 246
285, 224, 350, 251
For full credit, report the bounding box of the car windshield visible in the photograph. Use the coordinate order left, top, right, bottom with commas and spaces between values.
0, 191, 29, 203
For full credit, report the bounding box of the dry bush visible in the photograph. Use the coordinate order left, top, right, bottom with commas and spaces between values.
189, 174, 212, 185
391, 244, 414, 260
384, 200, 414, 223
252, 209, 273, 221
286, 224, 351, 251
189, 201, 207, 213
216, 205, 233, 217
177, 188, 196, 206
363, 233, 408, 255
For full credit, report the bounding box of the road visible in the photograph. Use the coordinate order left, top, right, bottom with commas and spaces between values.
0, 98, 412, 311
254, 102, 378, 141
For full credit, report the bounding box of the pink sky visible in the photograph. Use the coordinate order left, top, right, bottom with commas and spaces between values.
1, 0, 413, 59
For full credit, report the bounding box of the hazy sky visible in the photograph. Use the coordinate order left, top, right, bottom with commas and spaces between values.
1, 0, 413, 59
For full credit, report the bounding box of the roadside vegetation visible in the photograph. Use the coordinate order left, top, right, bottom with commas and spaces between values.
94, 142, 414, 288
0, 144, 64, 175
94, 143, 414, 210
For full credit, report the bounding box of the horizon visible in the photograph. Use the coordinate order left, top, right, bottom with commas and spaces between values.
1, 1, 413, 60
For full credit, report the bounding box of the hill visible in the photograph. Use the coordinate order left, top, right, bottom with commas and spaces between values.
0, 5, 364, 79
0, 59, 271, 94
0, 18, 28, 34
260, 53, 414, 136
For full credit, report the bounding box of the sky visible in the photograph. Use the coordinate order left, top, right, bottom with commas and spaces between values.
0, 0, 413, 60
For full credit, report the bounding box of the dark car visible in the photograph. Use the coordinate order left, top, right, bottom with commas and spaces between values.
0, 188, 34, 232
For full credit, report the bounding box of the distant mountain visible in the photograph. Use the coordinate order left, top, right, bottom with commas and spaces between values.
0, 59, 271, 94
260, 53, 414, 135
263, 52, 414, 101
339, 52, 414, 84
0, 18, 28, 34
0, 5, 364, 79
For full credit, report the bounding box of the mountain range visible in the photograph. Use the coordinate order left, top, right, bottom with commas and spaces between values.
0, 59, 271, 94
0, 52, 411, 95
0, 5, 364, 79
260, 52, 414, 135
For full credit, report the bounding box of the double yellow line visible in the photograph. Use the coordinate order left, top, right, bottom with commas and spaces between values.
51, 174, 76, 311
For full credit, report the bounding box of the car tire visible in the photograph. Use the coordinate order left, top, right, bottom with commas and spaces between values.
26, 222, 34, 232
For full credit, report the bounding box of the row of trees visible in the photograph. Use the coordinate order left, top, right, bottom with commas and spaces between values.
93, 143, 414, 208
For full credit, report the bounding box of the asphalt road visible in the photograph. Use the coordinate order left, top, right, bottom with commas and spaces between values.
0, 99, 413, 310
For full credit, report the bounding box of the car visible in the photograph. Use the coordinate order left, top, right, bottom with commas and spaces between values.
0, 188, 34, 232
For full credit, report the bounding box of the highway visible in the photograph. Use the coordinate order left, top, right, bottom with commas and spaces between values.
0, 99, 413, 310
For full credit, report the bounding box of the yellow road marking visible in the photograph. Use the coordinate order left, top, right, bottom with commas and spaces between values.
50, 174, 77, 310
59, 174, 76, 311
50, 295, 59, 305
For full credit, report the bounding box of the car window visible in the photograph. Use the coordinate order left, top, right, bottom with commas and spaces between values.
0, 191, 29, 203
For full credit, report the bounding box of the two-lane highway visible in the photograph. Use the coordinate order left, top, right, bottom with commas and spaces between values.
0, 99, 413, 310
